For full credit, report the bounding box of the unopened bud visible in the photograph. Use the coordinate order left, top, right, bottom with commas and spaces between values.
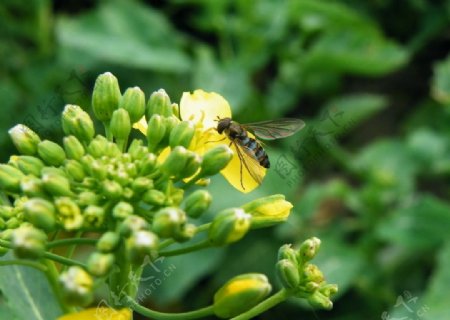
118, 215, 149, 238
97, 231, 120, 253
131, 177, 154, 194
55, 197, 83, 230
84, 205, 105, 228
143, 189, 166, 206
42, 173, 73, 196
8, 124, 41, 155
209, 208, 251, 246
12, 224, 47, 259
92, 72, 121, 122
119, 87, 145, 123
60, 266, 93, 307
0, 164, 25, 192
161, 146, 200, 180
101, 180, 123, 199
307, 291, 333, 310
37, 140, 66, 166
184, 190, 212, 218
63, 136, 85, 160
125, 230, 159, 265
200, 145, 233, 177
276, 259, 300, 290
152, 207, 186, 238
62, 105, 95, 143
112, 201, 134, 220
242, 194, 293, 229
87, 252, 115, 277
10, 155, 44, 177
169, 121, 195, 148
146, 89, 172, 118
77, 191, 99, 206
65, 160, 86, 182
87, 135, 109, 158
110, 108, 131, 141
138, 153, 157, 175
298, 237, 321, 264
20, 176, 46, 197
146, 114, 166, 152
23, 198, 56, 232
278, 244, 298, 264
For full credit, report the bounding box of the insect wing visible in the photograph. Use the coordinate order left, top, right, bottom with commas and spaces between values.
243, 118, 305, 140
232, 140, 266, 189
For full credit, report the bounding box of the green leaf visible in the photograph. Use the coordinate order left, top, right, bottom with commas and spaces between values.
56, 1, 191, 72
431, 54, 450, 107
376, 195, 450, 249
0, 253, 63, 320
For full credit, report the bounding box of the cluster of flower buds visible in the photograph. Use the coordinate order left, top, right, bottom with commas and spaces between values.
276, 237, 338, 310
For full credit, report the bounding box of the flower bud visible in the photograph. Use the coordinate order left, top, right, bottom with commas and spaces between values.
301, 264, 325, 284
60, 266, 93, 306
319, 283, 338, 297
92, 72, 121, 122
77, 191, 99, 206
62, 105, 95, 143
110, 108, 131, 141
89, 160, 107, 180
174, 223, 196, 242
10, 155, 44, 177
131, 177, 154, 194
55, 197, 83, 230
200, 145, 233, 177
0, 206, 14, 220
119, 87, 146, 123
63, 136, 85, 160
118, 215, 149, 238
182, 152, 202, 179
42, 173, 73, 196
6, 217, 21, 229
12, 224, 47, 259
101, 180, 123, 199
65, 160, 86, 182
87, 252, 115, 277
209, 208, 251, 246
0, 164, 25, 192
112, 201, 134, 220
298, 237, 321, 264
128, 139, 147, 160
8, 124, 41, 155
97, 231, 120, 253
307, 291, 333, 310
87, 135, 109, 158
171, 102, 179, 118
161, 146, 200, 180
184, 190, 212, 218
276, 259, 300, 290
146, 89, 172, 118
152, 207, 186, 238
37, 140, 66, 166
125, 230, 159, 265
138, 153, 157, 175
20, 176, 46, 198
23, 198, 56, 232
242, 194, 293, 229
143, 189, 166, 206
169, 121, 195, 148
84, 205, 105, 228
213, 273, 272, 318
146, 114, 166, 152
278, 244, 298, 264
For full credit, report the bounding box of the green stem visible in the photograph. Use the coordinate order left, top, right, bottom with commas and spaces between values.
47, 238, 97, 249
43, 251, 87, 268
158, 223, 211, 251
159, 240, 211, 257
231, 289, 290, 320
104, 122, 113, 141
42, 259, 75, 314
124, 296, 215, 320
0, 260, 47, 272
63, 231, 83, 272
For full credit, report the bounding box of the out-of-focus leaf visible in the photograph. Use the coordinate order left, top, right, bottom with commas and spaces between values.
421, 241, 450, 320
431, 54, 450, 106
304, 30, 409, 76
56, 1, 191, 72
376, 195, 450, 249
0, 253, 63, 320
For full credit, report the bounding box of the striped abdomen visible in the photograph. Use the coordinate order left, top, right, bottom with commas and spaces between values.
238, 132, 270, 168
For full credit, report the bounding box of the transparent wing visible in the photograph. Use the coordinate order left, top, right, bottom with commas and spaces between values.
242, 118, 305, 140
232, 140, 266, 189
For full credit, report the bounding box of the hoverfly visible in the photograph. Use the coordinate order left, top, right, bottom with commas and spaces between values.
216, 117, 305, 190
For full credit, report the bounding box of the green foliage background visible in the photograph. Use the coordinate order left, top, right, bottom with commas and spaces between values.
1, 0, 450, 319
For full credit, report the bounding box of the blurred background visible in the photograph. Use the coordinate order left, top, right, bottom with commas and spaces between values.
1, 0, 450, 319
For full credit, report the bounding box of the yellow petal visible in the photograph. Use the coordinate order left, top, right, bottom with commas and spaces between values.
132, 116, 147, 135
180, 90, 232, 129
58, 307, 132, 320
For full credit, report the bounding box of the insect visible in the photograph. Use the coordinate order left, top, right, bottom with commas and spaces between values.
216, 117, 305, 190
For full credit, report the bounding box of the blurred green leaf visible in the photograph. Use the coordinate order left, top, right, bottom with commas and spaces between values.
0, 253, 63, 320
56, 1, 191, 72
431, 54, 450, 107
376, 195, 450, 249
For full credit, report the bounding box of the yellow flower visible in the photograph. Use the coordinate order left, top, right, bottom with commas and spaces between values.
242, 194, 293, 228
133, 90, 266, 193
58, 307, 131, 320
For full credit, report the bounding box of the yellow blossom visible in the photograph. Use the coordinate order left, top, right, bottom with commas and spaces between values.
58, 307, 132, 320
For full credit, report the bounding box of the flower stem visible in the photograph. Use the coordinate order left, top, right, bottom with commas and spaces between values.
231, 289, 291, 320
123, 296, 215, 320
159, 239, 211, 257
47, 237, 97, 249
42, 259, 75, 314
0, 259, 47, 272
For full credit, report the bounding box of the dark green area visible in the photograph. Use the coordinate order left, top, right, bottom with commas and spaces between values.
1, 0, 449, 319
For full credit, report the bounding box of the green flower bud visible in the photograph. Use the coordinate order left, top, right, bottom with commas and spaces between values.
307, 291, 333, 310
10, 155, 44, 176
105, 141, 122, 158
146, 89, 172, 118
0, 217, 6, 231
65, 160, 86, 182
63, 136, 85, 160
169, 121, 195, 148
213, 273, 272, 318
182, 152, 202, 179
92, 72, 121, 122
122, 187, 134, 200
112, 169, 130, 186
138, 153, 157, 175
101, 180, 123, 199
55, 197, 83, 230
146, 114, 166, 152
143, 189, 166, 206
77, 191, 100, 206
42, 173, 73, 196
62, 105, 95, 143
160, 146, 198, 180
171, 102, 179, 118
110, 108, 131, 141
301, 264, 324, 285
0, 164, 25, 192
41, 166, 67, 177
152, 207, 186, 238
124, 162, 137, 177
184, 190, 212, 218
23, 198, 56, 232
12, 224, 47, 259
118, 215, 149, 238
128, 139, 147, 160
87, 252, 115, 277
200, 145, 233, 177
21, 174, 46, 199
37, 140, 66, 166
0, 206, 14, 219
6, 217, 21, 229
319, 283, 338, 297
125, 230, 159, 265
112, 201, 134, 220
87, 135, 109, 158
277, 244, 298, 264
169, 186, 184, 206
119, 87, 146, 123
276, 259, 300, 290
131, 177, 154, 194
60, 266, 93, 307
174, 223, 196, 242
97, 231, 120, 253
8, 124, 41, 155
242, 194, 293, 229
208, 208, 251, 246
298, 237, 321, 264
89, 160, 107, 180
84, 205, 105, 228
